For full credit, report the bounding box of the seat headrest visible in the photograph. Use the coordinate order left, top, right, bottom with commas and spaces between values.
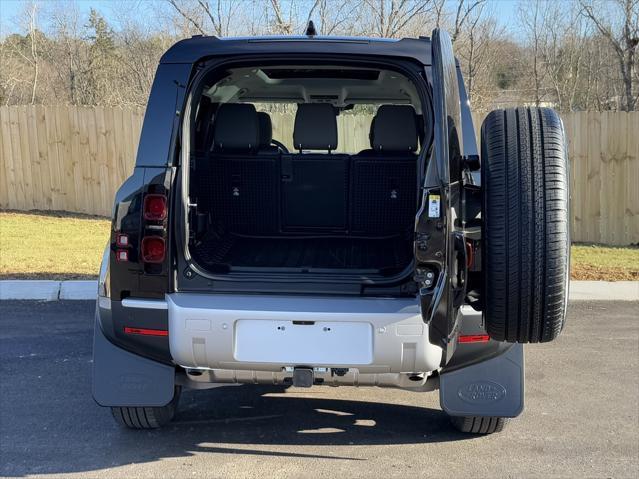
371, 105, 418, 152
368, 117, 376, 148
293, 104, 338, 151
257, 112, 273, 149
212, 103, 259, 152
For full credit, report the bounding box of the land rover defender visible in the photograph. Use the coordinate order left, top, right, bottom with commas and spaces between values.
93, 28, 570, 434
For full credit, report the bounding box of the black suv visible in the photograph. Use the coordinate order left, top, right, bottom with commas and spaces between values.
93, 29, 570, 434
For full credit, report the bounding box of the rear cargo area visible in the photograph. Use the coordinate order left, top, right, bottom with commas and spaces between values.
192, 233, 413, 273
185, 65, 425, 281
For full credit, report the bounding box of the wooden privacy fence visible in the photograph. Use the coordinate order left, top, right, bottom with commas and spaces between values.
0, 105, 144, 217
562, 112, 638, 246
0, 106, 637, 245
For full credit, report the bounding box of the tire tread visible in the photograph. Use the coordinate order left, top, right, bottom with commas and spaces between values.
481, 107, 569, 343
450, 415, 508, 434
110, 387, 181, 429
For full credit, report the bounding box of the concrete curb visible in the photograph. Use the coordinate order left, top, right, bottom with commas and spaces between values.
568, 281, 639, 301
0, 280, 97, 301
0, 280, 63, 301
59, 280, 98, 300
0, 280, 637, 302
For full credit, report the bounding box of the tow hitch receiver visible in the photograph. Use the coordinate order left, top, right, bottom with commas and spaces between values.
293, 367, 314, 387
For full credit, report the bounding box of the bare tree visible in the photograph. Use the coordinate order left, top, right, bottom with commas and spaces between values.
316, 0, 363, 35
580, 0, 639, 111
518, 0, 547, 106
539, 2, 590, 111
0, 0, 634, 114
455, 2, 504, 111
269, 0, 295, 34
432, 0, 486, 43
26, 3, 39, 104
362, 0, 434, 38
167, 0, 207, 35
48, 3, 90, 105
196, 0, 240, 36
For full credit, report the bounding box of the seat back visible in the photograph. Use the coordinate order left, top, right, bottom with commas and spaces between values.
201, 104, 280, 233
282, 104, 348, 231
351, 105, 419, 234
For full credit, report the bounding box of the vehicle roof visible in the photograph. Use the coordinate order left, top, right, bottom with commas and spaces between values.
160, 35, 432, 66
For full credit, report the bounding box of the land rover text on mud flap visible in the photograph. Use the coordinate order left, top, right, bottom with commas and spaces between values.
93, 28, 570, 434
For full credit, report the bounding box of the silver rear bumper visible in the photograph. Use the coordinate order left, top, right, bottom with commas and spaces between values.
167, 293, 443, 375
178, 367, 440, 391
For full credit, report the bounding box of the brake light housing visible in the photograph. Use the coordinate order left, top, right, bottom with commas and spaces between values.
143, 194, 167, 221
141, 236, 166, 263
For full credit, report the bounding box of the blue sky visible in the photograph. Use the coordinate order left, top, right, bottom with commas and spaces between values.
0, 0, 522, 36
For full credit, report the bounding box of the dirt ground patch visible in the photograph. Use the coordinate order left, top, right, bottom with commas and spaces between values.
571, 243, 639, 280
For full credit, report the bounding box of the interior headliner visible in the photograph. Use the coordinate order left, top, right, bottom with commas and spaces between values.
205, 66, 422, 113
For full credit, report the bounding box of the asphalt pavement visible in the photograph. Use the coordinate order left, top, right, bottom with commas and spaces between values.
0, 300, 637, 478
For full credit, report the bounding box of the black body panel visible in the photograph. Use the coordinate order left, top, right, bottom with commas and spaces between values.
160, 36, 432, 65
136, 64, 192, 167
104, 165, 174, 360
97, 301, 171, 364
108, 167, 173, 301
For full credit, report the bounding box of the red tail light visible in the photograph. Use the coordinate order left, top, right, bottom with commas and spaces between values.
141, 236, 165, 263
458, 334, 490, 343
124, 327, 168, 337
144, 194, 167, 221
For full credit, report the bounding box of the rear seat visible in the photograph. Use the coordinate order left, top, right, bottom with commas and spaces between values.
197, 103, 419, 237
351, 105, 419, 234
281, 104, 349, 230
203, 103, 280, 233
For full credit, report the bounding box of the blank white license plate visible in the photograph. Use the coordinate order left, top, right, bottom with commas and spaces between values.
234, 320, 373, 365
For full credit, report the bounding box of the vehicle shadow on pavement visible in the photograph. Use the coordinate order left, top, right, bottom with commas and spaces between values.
3, 384, 475, 476
124, 384, 474, 461
175, 384, 466, 448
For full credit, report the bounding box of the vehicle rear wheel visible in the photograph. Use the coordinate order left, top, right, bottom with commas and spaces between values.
481, 107, 570, 343
111, 387, 181, 429
450, 415, 508, 434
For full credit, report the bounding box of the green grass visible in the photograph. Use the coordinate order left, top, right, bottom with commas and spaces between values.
0, 210, 637, 281
0, 210, 110, 280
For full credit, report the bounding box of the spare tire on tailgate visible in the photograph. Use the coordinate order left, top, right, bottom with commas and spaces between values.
481, 107, 570, 343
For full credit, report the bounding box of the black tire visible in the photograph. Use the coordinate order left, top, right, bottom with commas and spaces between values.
111, 387, 181, 429
450, 415, 508, 434
481, 107, 570, 343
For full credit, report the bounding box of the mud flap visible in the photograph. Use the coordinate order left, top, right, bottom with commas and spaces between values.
440, 343, 524, 417
92, 314, 175, 407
